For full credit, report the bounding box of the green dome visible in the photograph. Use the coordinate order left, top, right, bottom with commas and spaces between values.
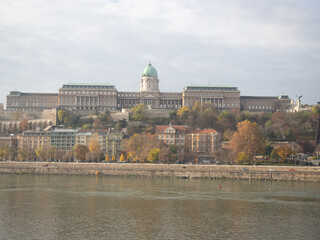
142, 63, 158, 78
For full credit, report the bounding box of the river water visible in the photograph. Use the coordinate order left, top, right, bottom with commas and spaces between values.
0, 175, 319, 240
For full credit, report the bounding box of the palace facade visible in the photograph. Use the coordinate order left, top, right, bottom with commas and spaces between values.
6, 63, 291, 113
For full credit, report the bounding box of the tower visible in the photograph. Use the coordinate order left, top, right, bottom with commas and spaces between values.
140, 63, 159, 92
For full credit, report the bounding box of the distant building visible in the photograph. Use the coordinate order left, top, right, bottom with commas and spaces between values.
76, 129, 123, 159
155, 125, 187, 160
6, 91, 58, 111
121, 136, 130, 152
59, 83, 118, 112
50, 129, 78, 151
0, 135, 17, 149
17, 130, 50, 150
155, 125, 222, 161
185, 129, 222, 161
182, 85, 240, 109
240, 95, 291, 112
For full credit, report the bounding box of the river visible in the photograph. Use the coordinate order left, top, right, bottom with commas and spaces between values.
0, 175, 319, 240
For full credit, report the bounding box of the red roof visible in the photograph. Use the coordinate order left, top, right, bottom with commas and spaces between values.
156, 125, 188, 132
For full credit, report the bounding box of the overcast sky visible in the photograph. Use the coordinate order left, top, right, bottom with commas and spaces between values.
0, 0, 319, 106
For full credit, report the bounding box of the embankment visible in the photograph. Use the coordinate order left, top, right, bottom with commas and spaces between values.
0, 162, 319, 182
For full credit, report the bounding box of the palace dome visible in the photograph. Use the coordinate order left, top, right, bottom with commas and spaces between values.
142, 63, 158, 78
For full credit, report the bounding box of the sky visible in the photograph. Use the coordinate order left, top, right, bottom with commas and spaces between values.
0, 0, 319, 106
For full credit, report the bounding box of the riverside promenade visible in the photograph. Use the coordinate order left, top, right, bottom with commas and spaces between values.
0, 161, 320, 182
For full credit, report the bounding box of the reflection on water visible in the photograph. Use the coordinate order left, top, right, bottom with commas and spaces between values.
0, 175, 319, 240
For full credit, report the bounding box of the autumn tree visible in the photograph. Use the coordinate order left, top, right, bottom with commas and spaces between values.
276, 146, 295, 163
128, 133, 157, 162
47, 146, 57, 161
63, 150, 74, 162
88, 132, 101, 162
120, 154, 125, 162
74, 144, 89, 162
19, 119, 29, 132
18, 148, 34, 161
112, 155, 116, 162
35, 147, 47, 161
105, 155, 109, 162
230, 120, 265, 164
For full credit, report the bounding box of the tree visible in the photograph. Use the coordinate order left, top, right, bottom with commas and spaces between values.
74, 144, 89, 162
131, 104, 146, 121
18, 148, 34, 161
230, 120, 265, 164
119, 154, 125, 162
177, 106, 190, 123
223, 129, 235, 141
168, 144, 178, 162
88, 133, 101, 162
105, 155, 109, 162
58, 110, 67, 124
19, 119, 29, 132
277, 146, 295, 162
270, 148, 279, 161
148, 148, 160, 162
112, 155, 116, 162
35, 147, 47, 161
47, 146, 57, 161
128, 133, 157, 162
235, 152, 249, 164
312, 105, 320, 157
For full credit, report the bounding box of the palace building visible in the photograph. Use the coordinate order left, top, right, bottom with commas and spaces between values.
6, 63, 291, 113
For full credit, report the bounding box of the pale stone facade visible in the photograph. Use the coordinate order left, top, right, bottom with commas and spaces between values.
240, 95, 291, 112
58, 83, 118, 112
7, 91, 58, 111
155, 125, 222, 161
182, 85, 240, 110
5, 63, 292, 114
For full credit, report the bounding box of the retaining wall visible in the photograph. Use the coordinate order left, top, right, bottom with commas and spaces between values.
0, 162, 320, 182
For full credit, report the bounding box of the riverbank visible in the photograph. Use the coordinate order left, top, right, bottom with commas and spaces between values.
1, 161, 320, 182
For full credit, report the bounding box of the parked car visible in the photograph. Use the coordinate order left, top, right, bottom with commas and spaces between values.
269, 169, 276, 172
241, 168, 249, 171
288, 168, 296, 171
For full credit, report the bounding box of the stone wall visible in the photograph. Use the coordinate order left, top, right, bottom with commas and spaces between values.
0, 162, 319, 182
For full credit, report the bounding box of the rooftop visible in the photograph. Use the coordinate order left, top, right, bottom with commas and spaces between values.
183, 85, 238, 91
61, 83, 116, 89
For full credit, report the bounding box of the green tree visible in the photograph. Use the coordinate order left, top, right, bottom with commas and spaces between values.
265, 143, 274, 156
131, 104, 146, 121
58, 110, 67, 124
270, 148, 279, 161
168, 144, 178, 162
147, 148, 160, 162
